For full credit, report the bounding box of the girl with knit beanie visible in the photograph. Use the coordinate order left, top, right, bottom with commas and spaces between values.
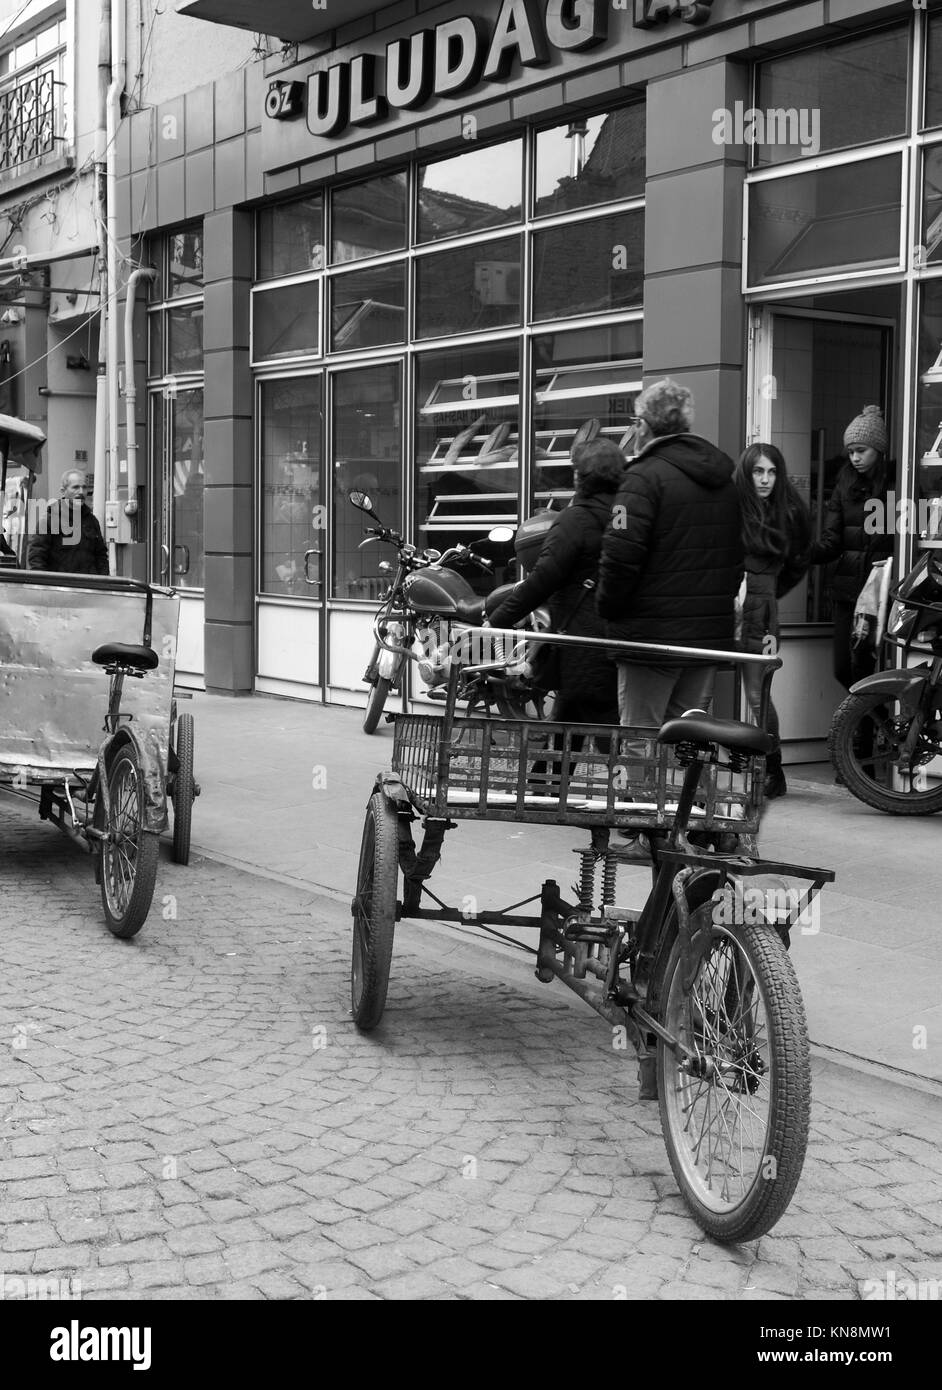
810, 405, 894, 693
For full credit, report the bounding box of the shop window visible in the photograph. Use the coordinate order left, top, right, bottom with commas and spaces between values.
331, 173, 407, 264
414, 341, 521, 562
259, 377, 323, 597
253, 281, 320, 361
921, 145, 942, 268
927, 11, 942, 131
531, 326, 643, 511
0, 12, 68, 175
332, 363, 401, 599
258, 194, 324, 280
534, 108, 645, 217
416, 140, 523, 244
917, 282, 942, 547
329, 264, 406, 351
415, 235, 522, 339
746, 155, 903, 289
532, 211, 643, 322
168, 228, 203, 298
148, 224, 204, 377
753, 24, 909, 167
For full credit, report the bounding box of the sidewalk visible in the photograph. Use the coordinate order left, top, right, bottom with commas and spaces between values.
183, 691, 942, 1086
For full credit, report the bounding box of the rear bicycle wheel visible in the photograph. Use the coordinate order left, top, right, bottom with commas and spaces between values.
351, 791, 399, 1029
656, 920, 810, 1243
99, 747, 160, 939
171, 712, 195, 865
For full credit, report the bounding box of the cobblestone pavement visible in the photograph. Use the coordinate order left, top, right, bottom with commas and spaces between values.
1, 800, 941, 1302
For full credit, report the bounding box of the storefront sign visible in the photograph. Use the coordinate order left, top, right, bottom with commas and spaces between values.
266, 0, 715, 138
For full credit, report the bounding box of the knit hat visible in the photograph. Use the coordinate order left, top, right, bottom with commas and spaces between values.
844, 405, 888, 455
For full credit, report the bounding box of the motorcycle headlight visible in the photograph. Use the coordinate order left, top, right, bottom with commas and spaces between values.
888, 600, 909, 636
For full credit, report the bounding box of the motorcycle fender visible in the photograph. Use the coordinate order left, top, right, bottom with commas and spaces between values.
850, 667, 929, 708
376, 645, 401, 682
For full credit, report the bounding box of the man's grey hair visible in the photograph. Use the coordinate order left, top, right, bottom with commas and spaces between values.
635, 378, 695, 437
60, 469, 86, 490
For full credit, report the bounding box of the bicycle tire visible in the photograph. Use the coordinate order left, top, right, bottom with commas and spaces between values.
171, 712, 195, 865
656, 918, 811, 1243
350, 791, 398, 1029
99, 748, 160, 939
830, 690, 942, 815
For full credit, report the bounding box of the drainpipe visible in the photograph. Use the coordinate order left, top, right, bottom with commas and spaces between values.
124, 267, 157, 519
93, 0, 111, 531
106, 0, 126, 571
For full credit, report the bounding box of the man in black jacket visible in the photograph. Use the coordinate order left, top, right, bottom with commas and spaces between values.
28, 470, 109, 575
597, 378, 743, 727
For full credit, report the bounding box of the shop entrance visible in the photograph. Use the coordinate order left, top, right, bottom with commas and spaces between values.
746, 289, 900, 759
150, 386, 206, 684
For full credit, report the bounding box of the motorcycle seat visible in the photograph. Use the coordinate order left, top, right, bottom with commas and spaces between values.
455, 597, 486, 624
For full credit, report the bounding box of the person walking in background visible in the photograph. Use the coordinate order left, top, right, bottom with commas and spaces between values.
597, 378, 743, 726
28, 469, 109, 575
734, 443, 812, 800
809, 405, 894, 692
487, 436, 623, 727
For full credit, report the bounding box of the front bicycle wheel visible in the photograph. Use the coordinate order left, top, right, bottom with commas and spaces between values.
99, 748, 160, 939
350, 791, 398, 1029
656, 920, 810, 1243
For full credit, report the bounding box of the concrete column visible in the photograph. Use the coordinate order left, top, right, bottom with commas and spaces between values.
203, 207, 254, 694
643, 59, 750, 460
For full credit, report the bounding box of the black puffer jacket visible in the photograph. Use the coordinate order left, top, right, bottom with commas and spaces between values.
810, 459, 894, 606
488, 491, 617, 711
596, 434, 743, 650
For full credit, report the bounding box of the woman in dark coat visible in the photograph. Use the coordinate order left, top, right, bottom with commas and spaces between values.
734, 444, 811, 799
487, 437, 624, 725
810, 405, 894, 691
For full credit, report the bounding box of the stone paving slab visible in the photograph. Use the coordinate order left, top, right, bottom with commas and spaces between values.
1, 798, 941, 1301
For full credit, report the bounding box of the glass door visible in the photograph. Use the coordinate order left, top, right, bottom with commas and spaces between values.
151, 387, 205, 589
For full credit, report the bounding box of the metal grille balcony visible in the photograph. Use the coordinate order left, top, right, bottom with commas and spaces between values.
0, 69, 62, 174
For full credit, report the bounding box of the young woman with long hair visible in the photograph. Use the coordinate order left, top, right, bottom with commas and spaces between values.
734, 443, 812, 799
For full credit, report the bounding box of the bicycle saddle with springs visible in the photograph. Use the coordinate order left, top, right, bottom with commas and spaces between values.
657, 713, 776, 758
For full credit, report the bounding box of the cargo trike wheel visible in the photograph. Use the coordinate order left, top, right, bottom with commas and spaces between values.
99, 747, 160, 939
351, 791, 398, 1029
656, 921, 810, 1244
171, 712, 195, 865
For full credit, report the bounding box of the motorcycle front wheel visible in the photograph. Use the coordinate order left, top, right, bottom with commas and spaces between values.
363, 676, 391, 735
830, 689, 942, 814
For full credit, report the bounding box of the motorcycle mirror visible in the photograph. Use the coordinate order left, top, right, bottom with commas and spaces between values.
487, 526, 515, 544
348, 490, 375, 514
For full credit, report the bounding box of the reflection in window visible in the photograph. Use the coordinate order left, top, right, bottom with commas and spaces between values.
171, 390, 204, 591
415, 236, 522, 339
330, 264, 406, 351
258, 195, 324, 280
747, 155, 903, 287
754, 24, 908, 165
532, 211, 643, 322
928, 11, 942, 130
169, 228, 203, 297
531, 326, 642, 512
331, 173, 407, 263
414, 342, 520, 573
332, 364, 401, 599
260, 377, 323, 597
535, 108, 645, 216
417, 140, 523, 243
253, 282, 320, 360
922, 146, 942, 267
167, 304, 203, 373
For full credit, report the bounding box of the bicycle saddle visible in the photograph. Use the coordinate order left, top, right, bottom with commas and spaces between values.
92, 643, 159, 672
657, 713, 775, 757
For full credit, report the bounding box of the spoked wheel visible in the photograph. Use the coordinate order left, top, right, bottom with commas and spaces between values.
363, 677, 391, 735
350, 791, 399, 1029
171, 712, 195, 865
830, 690, 942, 814
656, 921, 810, 1243
99, 747, 160, 939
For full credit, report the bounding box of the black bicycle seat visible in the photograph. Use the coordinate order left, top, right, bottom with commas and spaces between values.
657, 713, 775, 757
92, 643, 159, 672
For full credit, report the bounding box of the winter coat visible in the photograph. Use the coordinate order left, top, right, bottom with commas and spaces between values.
27, 500, 109, 575
596, 434, 743, 651
740, 503, 811, 652
488, 490, 618, 714
810, 459, 893, 607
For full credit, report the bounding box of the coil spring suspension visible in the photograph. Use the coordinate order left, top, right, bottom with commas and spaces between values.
727, 748, 750, 775
601, 853, 618, 907
576, 848, 596, 911
673, 740, 709, 768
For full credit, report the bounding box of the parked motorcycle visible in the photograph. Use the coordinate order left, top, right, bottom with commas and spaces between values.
829, 550, 942, 813
350, 491, 551, 733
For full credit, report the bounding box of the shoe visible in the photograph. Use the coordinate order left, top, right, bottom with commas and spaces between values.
763, 769, 787, 799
